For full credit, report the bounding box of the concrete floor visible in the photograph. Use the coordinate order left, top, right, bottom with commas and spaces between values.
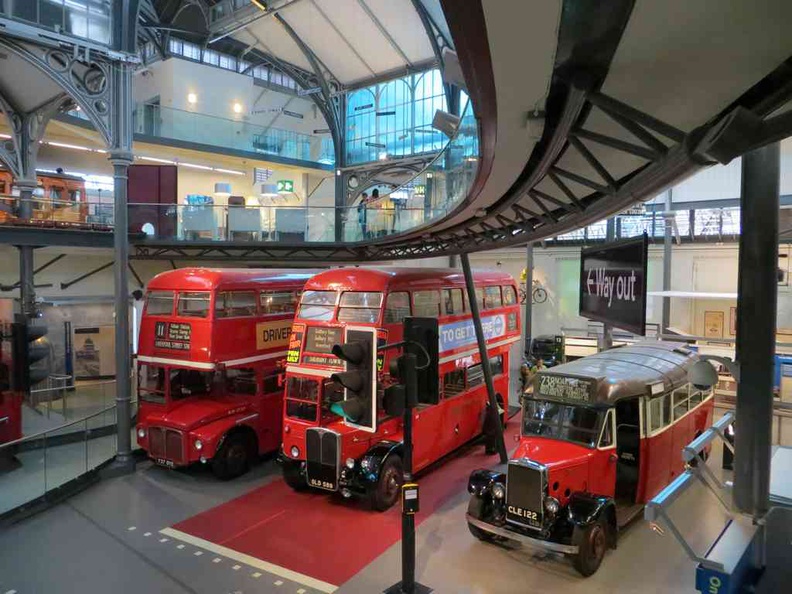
0, 439, 735, 594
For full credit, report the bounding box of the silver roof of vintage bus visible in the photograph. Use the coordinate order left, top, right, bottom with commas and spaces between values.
535, 341, 696, 405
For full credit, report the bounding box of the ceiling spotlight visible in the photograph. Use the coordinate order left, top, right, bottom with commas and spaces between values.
187, 93, 197, 105
378, 152, 388, 161
475, 208, 487, 218
233, 102, 243, 114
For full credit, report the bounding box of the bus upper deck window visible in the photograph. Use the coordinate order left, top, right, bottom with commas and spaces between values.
216, 291, 257, 317
502, 285, 517, 305
145, 291, 175, 315
261, 291, 298, 315
443, 289, 464, 315
385, 291, 410, 323
413, 290, 441, 317
298, 290, 336, 321
178, 292, 211, 318
338, 291, 383, 323
484, 286, 502, 309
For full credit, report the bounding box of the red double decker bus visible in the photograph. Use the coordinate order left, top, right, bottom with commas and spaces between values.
279, 267, 521, 509
136, 268, 314, 479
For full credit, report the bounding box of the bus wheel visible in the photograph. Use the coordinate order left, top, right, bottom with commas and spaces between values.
212, 434, 250, 480
371, 455, 403, 511
573, 519, 607, 577
282, 460, 308, 491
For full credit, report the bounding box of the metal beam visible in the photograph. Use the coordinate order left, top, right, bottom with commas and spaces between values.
460, 253, 507, 464
357, 0, 413, 68
733, 142, 779, 518
60, 261, 115, 290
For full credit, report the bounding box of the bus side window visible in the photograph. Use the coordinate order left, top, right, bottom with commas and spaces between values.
384, 291, 410, 323
216, 291, 257, 317
442, 288, 463, 315
262, 372, 281, 396
689, 389, 703, 408
484, 286, 502, 309
672, 387, 689, 421
502, 285, 517, 306
475, 287, 485, 309
648, 395, 668, 433
599, 409, 615, 447
467, 363, 484, 388
225, 367, 257, 395
413, 290, 440, 317
261, 291, 296, 315
443, 369, 465, 399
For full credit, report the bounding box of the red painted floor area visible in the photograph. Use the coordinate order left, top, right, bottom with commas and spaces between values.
173, 422, 520, 587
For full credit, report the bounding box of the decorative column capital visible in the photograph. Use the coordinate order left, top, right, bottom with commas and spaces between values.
108, 151, 134, 167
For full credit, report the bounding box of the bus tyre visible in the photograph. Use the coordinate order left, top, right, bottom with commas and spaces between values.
212, 434, 250, 480
371, 455, 402, 511
573, 519, 607, 577
283, 461, 308, 491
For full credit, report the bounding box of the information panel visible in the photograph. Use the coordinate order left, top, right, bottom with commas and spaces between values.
579, 233, 648, 335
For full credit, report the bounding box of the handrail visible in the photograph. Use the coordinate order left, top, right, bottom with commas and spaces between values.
30, 379, 116, 395
0, 401, 134, 452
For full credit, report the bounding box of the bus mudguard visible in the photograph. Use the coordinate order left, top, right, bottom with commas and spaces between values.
357, 440, 402, 488
567, 492, 616, 529
468, 469, 505, 498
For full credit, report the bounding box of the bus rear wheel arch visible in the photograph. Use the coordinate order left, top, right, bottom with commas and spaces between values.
211, 427, 257, 480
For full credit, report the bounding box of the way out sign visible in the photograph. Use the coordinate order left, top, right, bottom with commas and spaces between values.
579, 233, 648, 335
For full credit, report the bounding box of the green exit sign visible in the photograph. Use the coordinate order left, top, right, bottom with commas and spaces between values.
277, 180, 294, 193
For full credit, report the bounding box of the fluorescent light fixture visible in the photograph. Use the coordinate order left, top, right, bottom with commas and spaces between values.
214, 168, 245, 176
251, 0, 267, 10
0, 133, 11, 139
187, 93, 197, 105
214, 182, 232, 196
139, 156, 176, 164
47, 141, 91, 151
94, 149, 107, 154
180, 162, 213, 170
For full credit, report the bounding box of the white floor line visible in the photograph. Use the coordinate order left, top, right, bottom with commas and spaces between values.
176, 544, 185, 550
159, 538, 169, 543
274, 580, 283, 586
4, 590, 17, 594
144, 532, 152, 537
252, 572, 262, 578
194, 551, 203, 556
159, 527, 337, 593
213, 558, 222, 564
127, 526, 137, 531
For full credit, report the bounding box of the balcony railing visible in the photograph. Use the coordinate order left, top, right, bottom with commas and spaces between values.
63, 103, 335, 167
0, 0, 112, 46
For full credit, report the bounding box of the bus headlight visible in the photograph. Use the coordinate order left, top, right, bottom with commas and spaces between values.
491, 482, 505, 500
345, 458, 355, 470
360, 457, 373, 472
137, 428, 146, 439
194, 439, 203, 450
544, 496, 560, 516
290, 446, 300, 458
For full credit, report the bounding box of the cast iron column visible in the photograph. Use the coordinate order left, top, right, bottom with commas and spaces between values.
733, 142, 780, 518
524, 243, 534, 356
600, 218, 616, 350
16, 180, 38, 321
460, 253, 508, 463
661, 190, 673, 333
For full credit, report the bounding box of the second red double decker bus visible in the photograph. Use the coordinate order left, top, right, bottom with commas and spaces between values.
136, 268, 314, 479
279, 267, 521, 509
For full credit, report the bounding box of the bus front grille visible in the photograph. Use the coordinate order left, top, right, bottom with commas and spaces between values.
148, 426, 186, 465
305, 428, 340, 491
506, 459, 546, 530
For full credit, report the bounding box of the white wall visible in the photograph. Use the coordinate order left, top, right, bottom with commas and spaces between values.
135, 59, 328, 139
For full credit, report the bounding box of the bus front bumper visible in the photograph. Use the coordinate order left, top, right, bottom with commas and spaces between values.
466, 513, 579, 555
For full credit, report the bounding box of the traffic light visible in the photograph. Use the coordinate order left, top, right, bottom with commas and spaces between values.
12, 323, 49, 392
403, 317, 439, 405
330, 327, 377, 431
383, 357, 407, 417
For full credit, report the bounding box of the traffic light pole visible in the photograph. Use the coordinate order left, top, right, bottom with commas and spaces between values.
460, 253, 508, 463
385, 351, 431, 594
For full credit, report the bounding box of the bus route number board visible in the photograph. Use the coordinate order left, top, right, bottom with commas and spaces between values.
537, 375, 594, 403
154, 322, 191, 351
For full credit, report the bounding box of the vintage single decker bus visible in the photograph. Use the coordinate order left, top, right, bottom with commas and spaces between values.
466, 341, 714, 576
136, 268, 314, 479
280, 267, 521, 510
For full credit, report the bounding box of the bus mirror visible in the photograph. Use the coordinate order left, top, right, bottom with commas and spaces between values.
688, 360, 719, 390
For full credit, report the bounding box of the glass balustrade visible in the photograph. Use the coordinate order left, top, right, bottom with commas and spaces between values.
0, 401, 132, 517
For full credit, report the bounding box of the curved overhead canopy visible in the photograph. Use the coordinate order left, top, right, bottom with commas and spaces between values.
205, 0, 439, 87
